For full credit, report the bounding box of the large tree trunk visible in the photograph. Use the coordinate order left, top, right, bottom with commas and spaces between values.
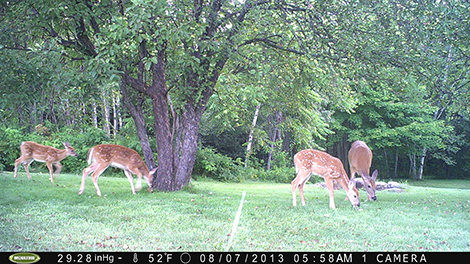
149, 92, 211, 191
174, 105, 203, 189
148, 51, 176, 191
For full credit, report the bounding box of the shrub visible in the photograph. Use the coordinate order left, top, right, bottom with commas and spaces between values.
193, 146, 243, 182
0, 127, 28, 171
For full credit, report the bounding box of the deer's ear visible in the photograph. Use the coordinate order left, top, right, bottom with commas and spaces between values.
371, 169, 378, 180
361, 171, 372, 181
149, 167, 157, 175
348, 178, 356, 190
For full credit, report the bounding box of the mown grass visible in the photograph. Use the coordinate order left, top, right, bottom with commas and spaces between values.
1, 172, 469, 252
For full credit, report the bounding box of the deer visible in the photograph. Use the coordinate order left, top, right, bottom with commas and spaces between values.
292, 149, 360, 209
348, 140, 378, 201
14, 141, 78, 183
78, 144, 157, 196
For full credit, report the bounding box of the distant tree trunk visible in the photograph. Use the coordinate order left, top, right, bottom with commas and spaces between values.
328, 134, 350, 176
112, 94, 118, 137
102, 90, 111, 137
64, 99, 72, 126
92, 101, 98, 128
410, 154, 417, 179
117, 95, 123, 130
383, 149, 389, 178
394, 148, 399, 178
267, 111, 282, 170
30, 101, 37, 127
245, 103, 261, 167
417, 148, 426, 180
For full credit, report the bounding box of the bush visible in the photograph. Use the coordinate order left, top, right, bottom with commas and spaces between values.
193, 146, 297, 183
193, 146, 243, 182
0, 127, 25, 171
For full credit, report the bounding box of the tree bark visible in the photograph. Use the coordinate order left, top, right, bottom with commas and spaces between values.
148, 50, 176, 191
151, 89, 175, 191
174, 105, 202, 189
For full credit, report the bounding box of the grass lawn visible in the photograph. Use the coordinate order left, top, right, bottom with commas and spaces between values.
1, 171, 469, 252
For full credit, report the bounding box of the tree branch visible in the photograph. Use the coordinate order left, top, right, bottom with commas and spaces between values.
2, 46, 32, 52
122, 73, 150, 95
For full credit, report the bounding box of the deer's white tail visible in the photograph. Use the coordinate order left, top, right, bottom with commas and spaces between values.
87, 148, 94, 165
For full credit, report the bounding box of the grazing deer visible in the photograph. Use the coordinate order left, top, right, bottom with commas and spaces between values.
78, 144, 156, 196
348, 140, 378, 201
292, 149, 360, 209
14, 141, 78, 183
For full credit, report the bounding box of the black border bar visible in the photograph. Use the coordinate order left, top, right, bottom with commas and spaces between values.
3, 252, 465, 264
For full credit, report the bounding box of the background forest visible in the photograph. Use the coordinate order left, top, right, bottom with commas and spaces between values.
1, 0, 469, 186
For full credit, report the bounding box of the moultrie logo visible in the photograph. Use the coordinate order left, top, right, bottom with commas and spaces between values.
8, 253, 41, 264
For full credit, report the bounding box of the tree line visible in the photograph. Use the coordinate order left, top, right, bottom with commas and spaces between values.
1, 1, 469, 190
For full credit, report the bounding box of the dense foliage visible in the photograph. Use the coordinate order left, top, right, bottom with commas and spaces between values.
1, 1, 469, 183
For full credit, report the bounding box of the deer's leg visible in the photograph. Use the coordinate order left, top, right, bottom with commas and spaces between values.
345, 167, 356, 201
13, 157, 28, 178
90, 164, 109, 197
123, 170, 137, 194
324, 178, 336, 209
23, 159, 34, 179
291, 179, 299, 207
291, 173, 301, 206
53, 162, 63, 175
298, 175, 311, 206
135, 173, 143, 192
79, 162, 108, 196
292, 170, 310, 206
79, 163, 97, 195
46, 161, 54, 183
